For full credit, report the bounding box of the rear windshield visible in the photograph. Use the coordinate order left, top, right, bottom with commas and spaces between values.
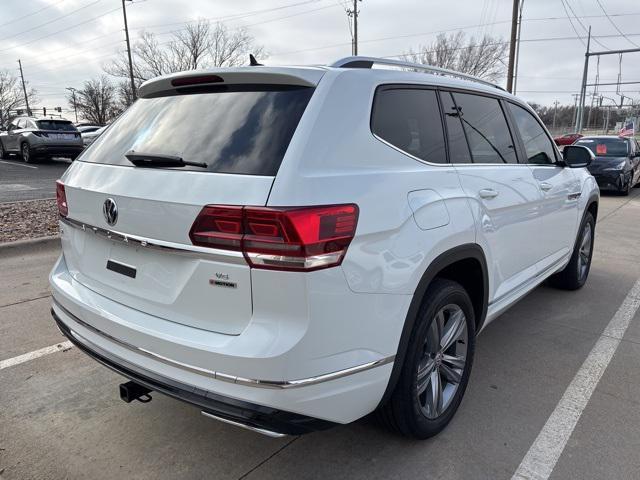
79, 85, 315, 176
575, 138, 629, 157
37, 120, 76, 131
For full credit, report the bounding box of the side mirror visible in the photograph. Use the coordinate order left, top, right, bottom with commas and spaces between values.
562, 145, 594, 168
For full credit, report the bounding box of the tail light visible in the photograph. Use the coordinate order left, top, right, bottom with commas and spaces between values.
189, 204, 359, 272
33, 131, 48, 137
56, 180, 68, 217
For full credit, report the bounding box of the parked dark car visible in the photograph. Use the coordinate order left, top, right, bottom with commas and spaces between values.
0, 117, 83, 162
574, 136, 640, 195
554, 132, 583, 146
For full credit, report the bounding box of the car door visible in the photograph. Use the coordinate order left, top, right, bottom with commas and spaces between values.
4, 120, 19, 151
442, 91, 544, 303
505, 102, 581, 273
632, 140, 640, 186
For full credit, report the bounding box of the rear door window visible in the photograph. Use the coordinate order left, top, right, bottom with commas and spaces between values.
507, 103, 557, 165
440, 92, 473, 164
371, 87, 446, 164
452, 93, 518, 164
80, 85, 314, 176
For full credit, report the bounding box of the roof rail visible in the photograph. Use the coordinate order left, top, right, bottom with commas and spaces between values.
330, 56, 505, 91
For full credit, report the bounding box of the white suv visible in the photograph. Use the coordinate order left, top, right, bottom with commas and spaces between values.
50, 57, 599, 439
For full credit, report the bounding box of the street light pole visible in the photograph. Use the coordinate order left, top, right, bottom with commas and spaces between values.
122, 0, 136, 101
66, 87, 78, 123
17, 59, 31, 116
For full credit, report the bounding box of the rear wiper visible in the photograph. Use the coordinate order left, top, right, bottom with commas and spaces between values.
124, 150, 207, 169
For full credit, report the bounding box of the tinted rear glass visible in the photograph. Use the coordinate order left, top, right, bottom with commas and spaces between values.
575, 138, 629, 157
371, 87, 446, 163
37, 120, 76, 131
80, 85, 314, 176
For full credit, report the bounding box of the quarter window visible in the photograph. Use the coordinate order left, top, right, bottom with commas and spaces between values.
452, 93, 518, 164
507, 103, 557, 165
371, 87, 447, 164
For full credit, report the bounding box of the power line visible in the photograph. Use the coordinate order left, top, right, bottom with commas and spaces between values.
0, 0, 103, 43
559, 0, 586, 47
563, 0, 609, 49
0, 0, 66, 29
595, 0, 639, 48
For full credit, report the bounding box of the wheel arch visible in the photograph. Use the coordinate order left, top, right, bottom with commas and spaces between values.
378, 243, 488, 407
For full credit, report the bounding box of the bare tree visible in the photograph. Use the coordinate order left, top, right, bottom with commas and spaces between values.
105, 20, 265, 86
0, 69, 38, 125
67, 76, 117, 125
405, 32, 509, 82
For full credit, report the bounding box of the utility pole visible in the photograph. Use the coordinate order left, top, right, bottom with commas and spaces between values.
122, 0, 136, 101
347, 0, 361, 56
512, 0, 525, 95
17, 59, 31, 116
577, 26, 591, 132
552, 100, 559, 131
506, 0, 520, 93
66, 87, 78, 123
572, 93, 580, 130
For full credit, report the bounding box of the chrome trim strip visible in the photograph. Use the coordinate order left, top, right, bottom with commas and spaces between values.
60, 216, 245, 264
200, 411, 287, 438
53, 298, 395, 389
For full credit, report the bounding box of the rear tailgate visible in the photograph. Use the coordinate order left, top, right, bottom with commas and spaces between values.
59, 68, 323, 335
61, 164, 272, 335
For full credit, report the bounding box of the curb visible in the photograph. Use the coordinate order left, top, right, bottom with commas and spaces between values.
0, 235, 61, 256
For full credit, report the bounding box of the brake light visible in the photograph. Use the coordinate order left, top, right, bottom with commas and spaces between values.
171, 75, 224, 87
56, 180, 68, 217
33, 131, 48, 137
189, 204, 359, 271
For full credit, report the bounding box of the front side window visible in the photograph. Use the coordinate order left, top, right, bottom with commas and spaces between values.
452, 93, 518, 164
507, 103, 556, 165
371, 87, 446, 164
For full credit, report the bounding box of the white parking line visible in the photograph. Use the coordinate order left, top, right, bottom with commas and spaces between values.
0, 341, 73, 371
0, 160, 37, 169
512, 278, 640, 480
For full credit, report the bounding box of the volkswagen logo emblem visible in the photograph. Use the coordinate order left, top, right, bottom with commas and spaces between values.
103, 198, 118, 226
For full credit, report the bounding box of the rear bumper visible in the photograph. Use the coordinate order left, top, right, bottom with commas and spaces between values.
50, 252, 404, 425
52, 307, 335, 435
32, 144, 83, 157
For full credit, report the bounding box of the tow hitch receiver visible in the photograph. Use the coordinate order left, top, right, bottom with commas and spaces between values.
119, 381, 153, 403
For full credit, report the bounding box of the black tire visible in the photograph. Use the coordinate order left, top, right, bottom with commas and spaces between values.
550, 212, 595, 290
0, 140, 8, 159
20, 142, 34, 163
378, 278, 476, 439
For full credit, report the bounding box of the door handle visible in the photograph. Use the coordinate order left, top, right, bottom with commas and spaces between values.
478, 188, 499, 199
539, 182, 553, 192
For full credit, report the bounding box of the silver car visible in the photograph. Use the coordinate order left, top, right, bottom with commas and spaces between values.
0, 116, 84, 163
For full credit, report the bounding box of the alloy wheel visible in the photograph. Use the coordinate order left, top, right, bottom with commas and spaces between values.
21, 143, 29, 163
416, 304, 468, 419
578, 223, 592, 281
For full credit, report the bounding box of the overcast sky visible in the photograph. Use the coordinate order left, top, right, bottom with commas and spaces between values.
1, 0, 639, 115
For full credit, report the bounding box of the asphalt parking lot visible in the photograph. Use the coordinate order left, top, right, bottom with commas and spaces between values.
0, 158, 70, 203
1, 189, 640, 480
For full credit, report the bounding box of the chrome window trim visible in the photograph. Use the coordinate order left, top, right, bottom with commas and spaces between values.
53, 298, 395, 390
60, 216, 246, 264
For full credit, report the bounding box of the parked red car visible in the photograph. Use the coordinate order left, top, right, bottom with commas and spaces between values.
554, 132, 583, 146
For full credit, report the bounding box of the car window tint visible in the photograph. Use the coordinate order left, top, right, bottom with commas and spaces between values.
80, 85, 314, 176
452, 93, 518, 164
440, 92, 473, 164
575, 138, 629, 157
36, 120, 76, 132
371, 87, 446, 164
507, 103, 556, 165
